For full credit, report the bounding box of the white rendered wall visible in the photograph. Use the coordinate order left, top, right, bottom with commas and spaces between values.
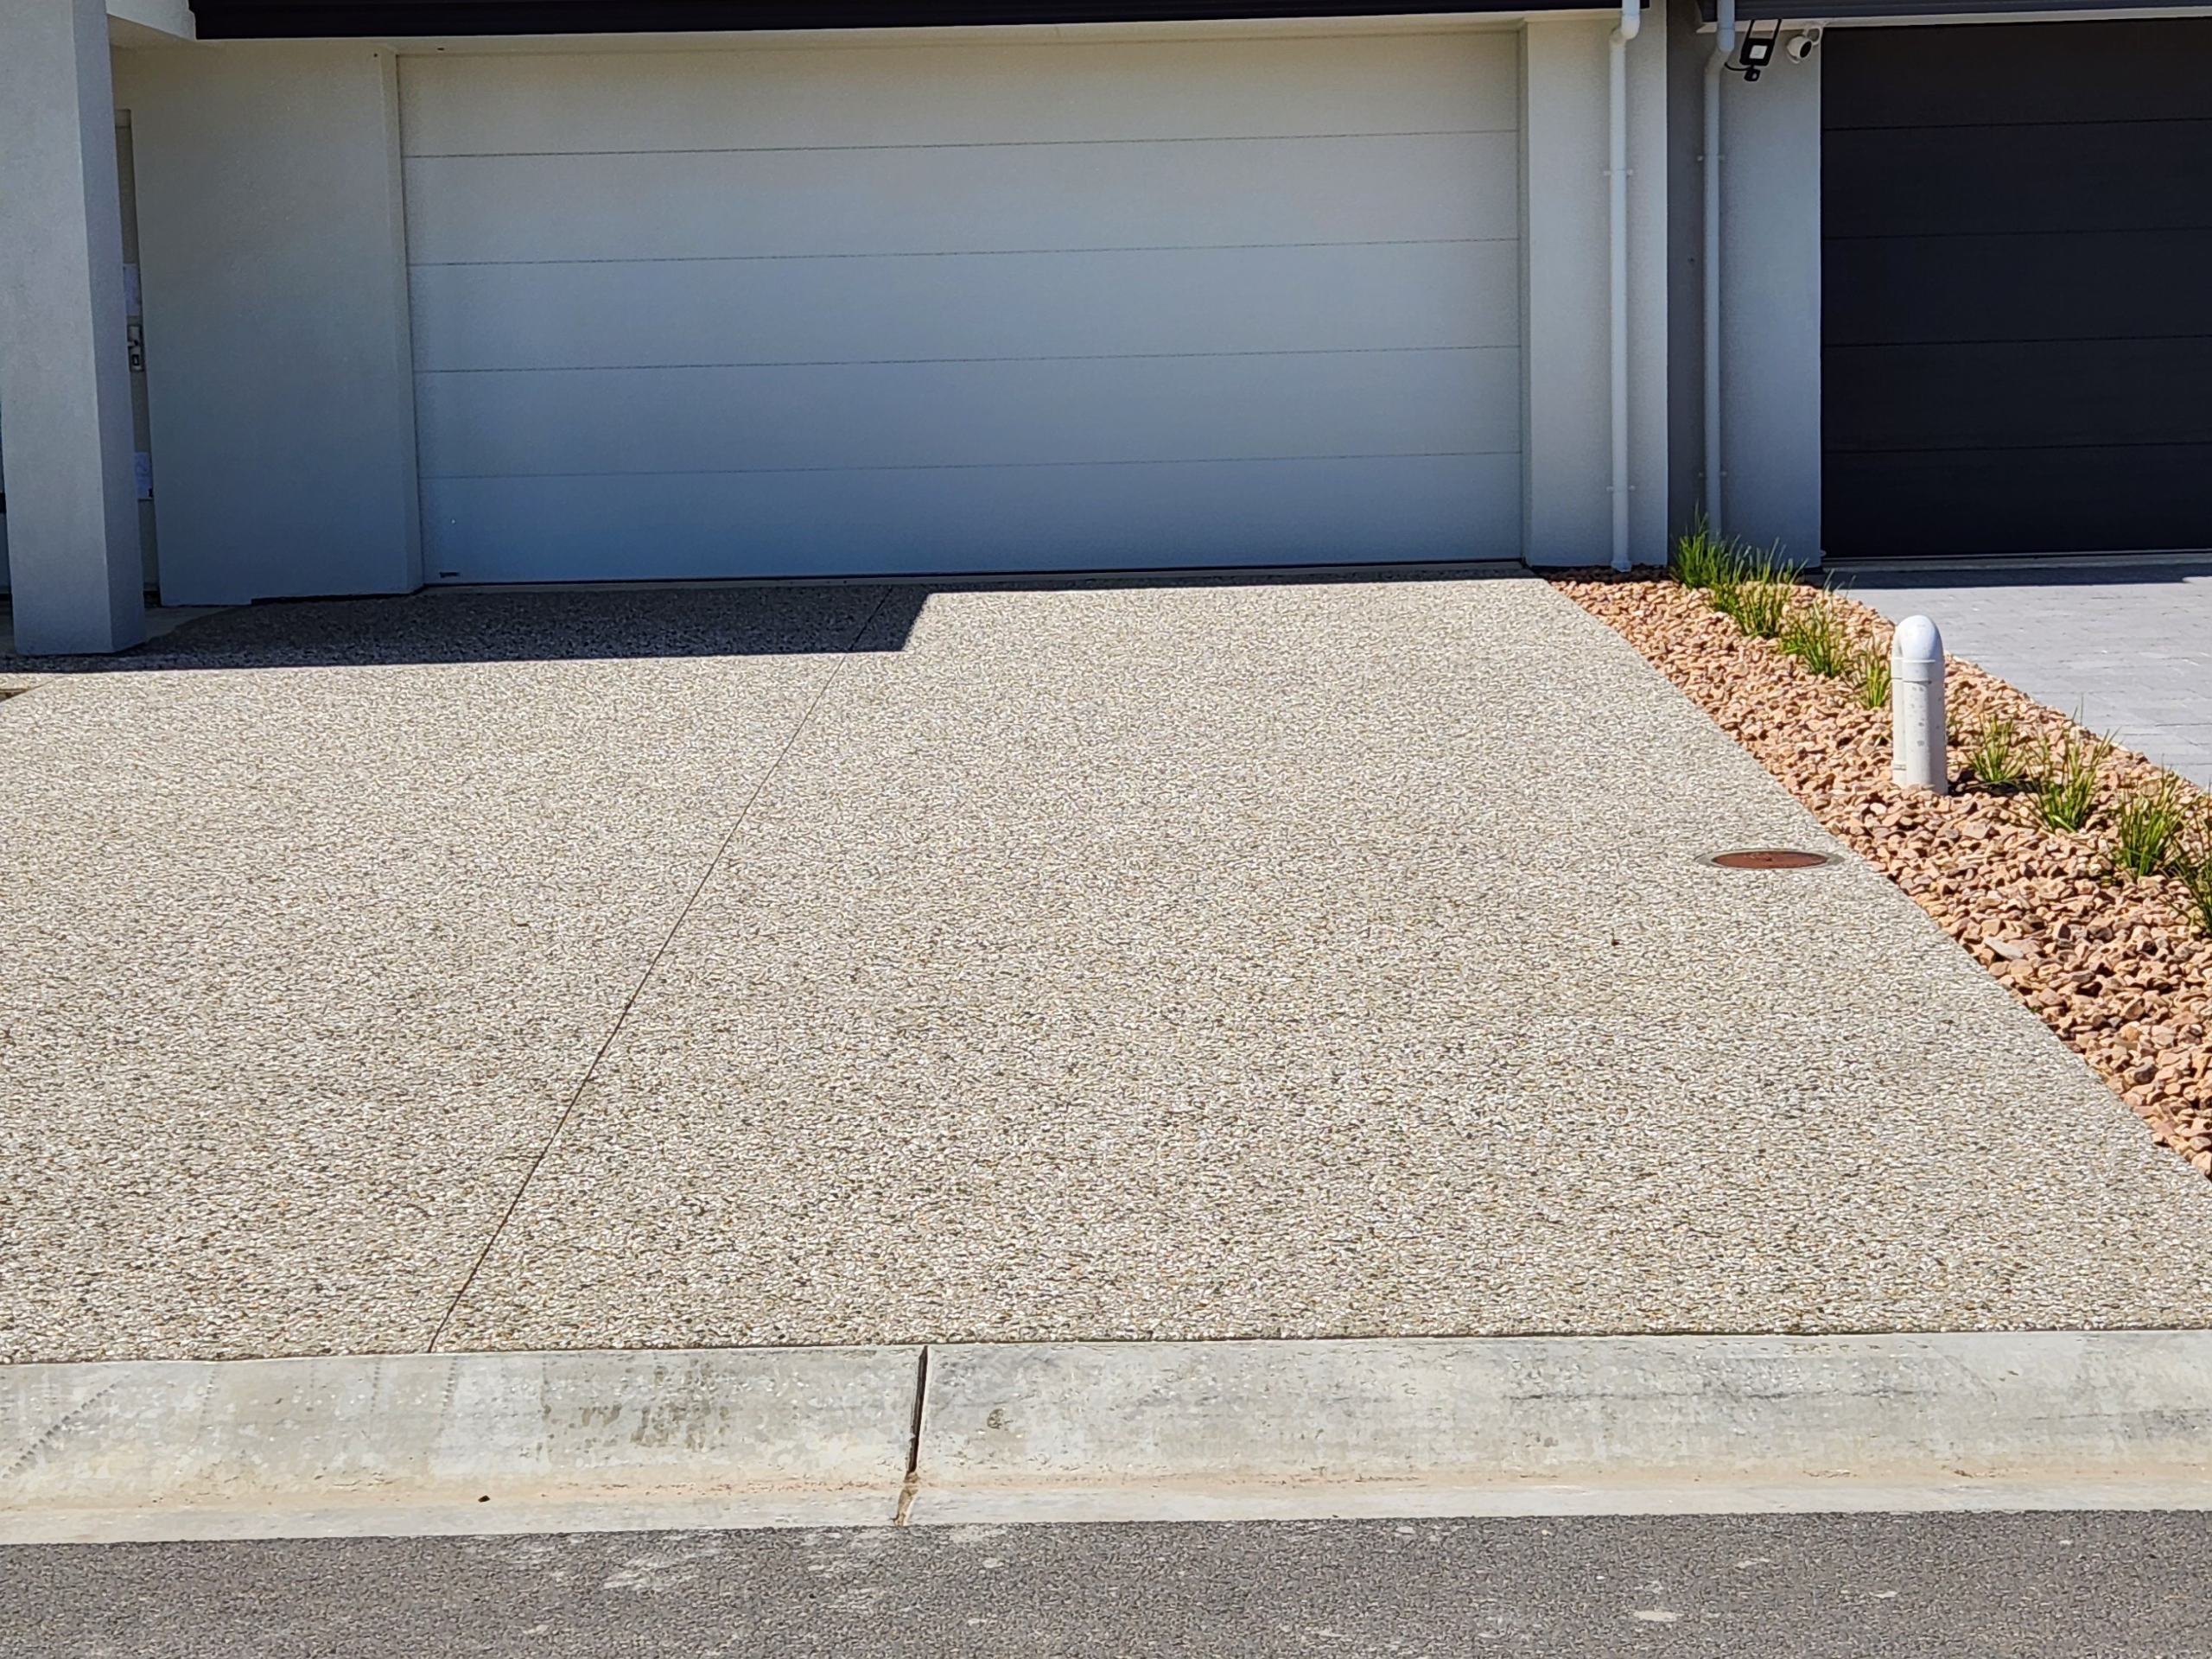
1625, 4, 1670, 569
0, 0, 147, 652
112, 41, 419, 605
100, 20, 1692, 599
1662, 0, 1705, 540
1716, 43, 1821, 565
1521, 10, 1669, 567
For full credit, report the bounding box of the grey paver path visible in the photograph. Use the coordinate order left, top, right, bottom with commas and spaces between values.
2, 575, 2205, 1363
1840, 561, 2212, 789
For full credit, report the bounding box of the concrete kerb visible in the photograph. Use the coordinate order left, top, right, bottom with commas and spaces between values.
0, 1347, 922, 1544
912, 1332, 2212, 1523
5, 1332, 2210, 1543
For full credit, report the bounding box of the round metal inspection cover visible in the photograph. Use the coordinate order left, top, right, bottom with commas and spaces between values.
1703, 849, 1834, 870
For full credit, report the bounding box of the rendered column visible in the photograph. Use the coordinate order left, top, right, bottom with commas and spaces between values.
0, 0, 149, 654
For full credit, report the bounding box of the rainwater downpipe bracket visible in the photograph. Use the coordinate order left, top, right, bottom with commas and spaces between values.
1607, 0, 1639, 571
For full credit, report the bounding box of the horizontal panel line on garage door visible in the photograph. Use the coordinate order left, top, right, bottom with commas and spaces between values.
421, 451, 1509, 481
406, 127, 1510, 160
1825, 115, 2212, 136
1827, 334, 2212, 349
1827, 440, 2211, 457
1824, 228, 2212, 243
421, 346, 1510, 374
413, 237, 1508, 269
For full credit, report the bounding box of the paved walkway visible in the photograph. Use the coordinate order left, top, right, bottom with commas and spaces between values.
1, 575, 2203, 1363
1840, 560, 2212, 788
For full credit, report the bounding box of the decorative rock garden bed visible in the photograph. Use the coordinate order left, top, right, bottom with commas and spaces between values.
1556, 569, 2212, 1183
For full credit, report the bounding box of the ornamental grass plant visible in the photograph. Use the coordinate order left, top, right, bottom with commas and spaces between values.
1669, 518, 1733, 593
1718, 546, 1798, 639
1667, 524, 1800, 640
2029, 725, 2114, 833
2167, 810, 2212, 934
1778, 588, 1855, 677
2113, 776, 2190, 878
1854, 647, 1891, 709
1967, 715, 2029, 790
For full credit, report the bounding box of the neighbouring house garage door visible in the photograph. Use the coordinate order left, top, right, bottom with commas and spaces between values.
1823, 21, 2212, 559
399, 32, 1522, 583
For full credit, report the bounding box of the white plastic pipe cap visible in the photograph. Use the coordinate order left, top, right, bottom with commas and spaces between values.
1891, 614, 1944, 683
1891, 614, 1948, 793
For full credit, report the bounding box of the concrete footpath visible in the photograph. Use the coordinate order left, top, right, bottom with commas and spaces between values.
5, 1332, 2212, 1543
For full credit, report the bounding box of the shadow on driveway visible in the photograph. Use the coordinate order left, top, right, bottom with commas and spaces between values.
0, 563, 1523, 674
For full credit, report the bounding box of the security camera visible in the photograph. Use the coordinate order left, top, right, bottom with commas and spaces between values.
1784, 27, 1822, 62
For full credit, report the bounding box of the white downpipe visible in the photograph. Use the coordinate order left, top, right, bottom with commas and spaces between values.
1703, 0, 1735, 536
1607, 0, 1638, 571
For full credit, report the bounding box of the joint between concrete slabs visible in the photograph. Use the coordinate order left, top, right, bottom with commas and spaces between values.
6, 1332, 2212, 1543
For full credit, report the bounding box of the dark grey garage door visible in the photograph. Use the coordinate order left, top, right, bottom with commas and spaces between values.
1823, 21, 2212, 558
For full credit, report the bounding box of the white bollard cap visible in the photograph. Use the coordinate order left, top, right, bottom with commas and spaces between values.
1891, 614, 1944, 683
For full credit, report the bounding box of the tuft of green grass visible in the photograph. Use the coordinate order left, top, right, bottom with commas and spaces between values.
1967, 715, 2029, 789
1669, 523, 1801, 639
1718, 544, 1798, 639
2166, 810, 2212, 934
1707, 559, 1743, 619
1854, 646, 1891, 709
1669, 518, 1732, 592
2028, 726, 2114, 833
2113, 776, 2190, 877
1777, 588, 1855, 677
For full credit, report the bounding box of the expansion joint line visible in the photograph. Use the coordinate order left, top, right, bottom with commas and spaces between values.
895, 1345, 932, 1526
426, 590, 895, 1352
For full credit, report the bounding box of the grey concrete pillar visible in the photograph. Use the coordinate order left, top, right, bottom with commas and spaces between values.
0, 0, 149, 655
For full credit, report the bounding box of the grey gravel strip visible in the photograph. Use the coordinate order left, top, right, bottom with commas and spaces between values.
6, 1333, 2209, 1543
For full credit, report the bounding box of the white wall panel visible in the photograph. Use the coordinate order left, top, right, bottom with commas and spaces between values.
1719, 48, 1821, 564
403, 30, 1523, 582
1522, 13, 1670, 567
115, 41, 419, 605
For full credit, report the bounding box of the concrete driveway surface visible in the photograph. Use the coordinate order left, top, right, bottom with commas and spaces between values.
1, 574, 2204, 1363
1840, 559, 2212, 789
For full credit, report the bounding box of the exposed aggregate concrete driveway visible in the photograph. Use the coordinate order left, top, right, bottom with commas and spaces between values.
1, 575, 2204, 1363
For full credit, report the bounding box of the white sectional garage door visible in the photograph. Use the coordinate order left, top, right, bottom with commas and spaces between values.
399, 32, 1522, 582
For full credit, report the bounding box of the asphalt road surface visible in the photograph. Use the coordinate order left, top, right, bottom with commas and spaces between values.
6, 1512, 2209, 1656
